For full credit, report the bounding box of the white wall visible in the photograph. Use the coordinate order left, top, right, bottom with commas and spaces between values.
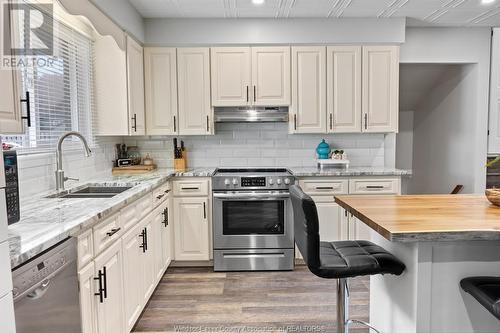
144, 18, 405, 45
401, 27, 491, 193
90, 0, 145, 42
123, 123, 386, 169
410, 65, 478, 194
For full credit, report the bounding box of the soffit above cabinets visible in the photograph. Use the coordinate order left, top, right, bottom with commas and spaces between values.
129, 0, 500, 27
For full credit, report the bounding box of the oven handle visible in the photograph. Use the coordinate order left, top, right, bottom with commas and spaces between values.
213, 192, 290, 199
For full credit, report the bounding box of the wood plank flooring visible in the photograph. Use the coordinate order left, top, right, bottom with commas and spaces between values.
133, 266, 369, 333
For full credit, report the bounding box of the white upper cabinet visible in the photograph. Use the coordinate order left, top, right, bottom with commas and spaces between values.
489, 28, 500, 154
177, 48, 213, 135
327, 46, 362, 133
362, 45, 399, 133
126, 36, 146, 136
211, 47, 251, 106
290, 46, 326, 133
144, 47, 178, 135
252, 46, 291, 106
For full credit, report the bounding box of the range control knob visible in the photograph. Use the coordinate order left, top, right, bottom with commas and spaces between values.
232, 178, 238, 185
277, 178, 282, 185
284, 178, 291, 185
224, 179, 230, 186
269, 178, 274, 185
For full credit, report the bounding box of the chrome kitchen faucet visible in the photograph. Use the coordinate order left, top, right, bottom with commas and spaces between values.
55, 131, 92, 191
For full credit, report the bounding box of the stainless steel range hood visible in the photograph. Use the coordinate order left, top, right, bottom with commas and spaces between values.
214, 107, 289, 123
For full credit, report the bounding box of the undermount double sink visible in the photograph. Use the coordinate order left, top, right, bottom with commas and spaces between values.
47, 185, 133, 199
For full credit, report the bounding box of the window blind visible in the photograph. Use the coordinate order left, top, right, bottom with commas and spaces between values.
1, 2, 95, 153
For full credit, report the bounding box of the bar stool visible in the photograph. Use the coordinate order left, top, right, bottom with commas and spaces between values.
289, 185, 406, 333
461, 277, 500, 320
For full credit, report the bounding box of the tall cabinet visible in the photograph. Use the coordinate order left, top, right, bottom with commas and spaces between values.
126, 36, 146, 136
211, 46, 290, 107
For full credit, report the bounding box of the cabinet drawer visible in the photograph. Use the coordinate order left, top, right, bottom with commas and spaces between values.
298, 179, 348, 195
349, 178, 400, 195
77, 229, 94, 269
93, 212, 122, 255
153, 182, 171, 208
173, 179, 209, 196
121, 193, 153, 232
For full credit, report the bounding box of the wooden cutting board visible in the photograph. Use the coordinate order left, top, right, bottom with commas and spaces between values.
112, 164, 157, 174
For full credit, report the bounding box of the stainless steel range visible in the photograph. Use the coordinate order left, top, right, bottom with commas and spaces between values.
212, 168, 295, 271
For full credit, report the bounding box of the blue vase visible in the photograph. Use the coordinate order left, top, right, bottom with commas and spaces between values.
316, 139, 330, 159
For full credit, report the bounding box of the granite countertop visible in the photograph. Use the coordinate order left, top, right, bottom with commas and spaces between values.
290, 167, 412, 177
8, 168, 215, 268
8, 166, 407, 268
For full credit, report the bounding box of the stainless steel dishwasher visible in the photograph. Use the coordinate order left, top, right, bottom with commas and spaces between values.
12, 237, 82, 333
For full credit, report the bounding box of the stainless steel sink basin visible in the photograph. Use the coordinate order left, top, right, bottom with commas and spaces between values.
46, 185, 133, 199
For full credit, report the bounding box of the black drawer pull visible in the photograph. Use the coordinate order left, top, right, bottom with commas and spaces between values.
156, 194, 165, 200
316, 186, 335, 190
106, 228, 121, 237
139, 228, 147, 252
366, 186, 384, 189
94, 270, 105, 303
203, 202, 206, 219
162, 207, 168, 227
181, 187, 199, 190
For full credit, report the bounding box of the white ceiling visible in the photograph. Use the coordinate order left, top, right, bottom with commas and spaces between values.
128, 0, 500, 26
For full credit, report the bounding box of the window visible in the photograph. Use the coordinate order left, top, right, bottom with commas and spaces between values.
1, 3, 95, 153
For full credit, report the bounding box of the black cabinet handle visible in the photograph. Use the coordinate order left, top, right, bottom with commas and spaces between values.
364, 113, 368, 130
94, 269, 104, 303
144, 228, 148, 251
253, 85, 256, 102
20, 91, 31, 127
131, 113, 137, 132
206, 115, 210, 132
102, 266, 108, 299
173, 115, 177, 132
181, 187, 199, 190
246, 86, 249, 102
203, 202, 206, 219
316, 186, 334, 190
156, 194, 165, 200
330, 113, 333, 130
294, 114, 297, 130
162, 207, 168, 227
106, 228, 121, 237
164, 189, 170, 194
139, 228, 147, 252
366, 185, 384, 189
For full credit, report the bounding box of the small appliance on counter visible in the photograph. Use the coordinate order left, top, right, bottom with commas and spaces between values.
112, 143, 157, 174
3, 150, 20, 224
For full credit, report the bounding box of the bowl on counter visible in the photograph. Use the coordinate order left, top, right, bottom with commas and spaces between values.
485, 188, 500, 206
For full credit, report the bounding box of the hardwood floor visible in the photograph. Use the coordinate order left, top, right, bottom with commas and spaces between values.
133, 266, 369, 333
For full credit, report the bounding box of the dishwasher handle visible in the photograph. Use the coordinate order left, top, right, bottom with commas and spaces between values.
25, 279, 51, 300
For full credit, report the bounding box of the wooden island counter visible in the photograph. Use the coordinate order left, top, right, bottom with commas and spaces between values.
334, 194, 500, 333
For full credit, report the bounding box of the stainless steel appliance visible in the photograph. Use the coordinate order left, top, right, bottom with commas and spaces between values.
214, 106, 289, 123
12, 238, 82, 333
3, 150, 19, 224
212, 168, 295, 271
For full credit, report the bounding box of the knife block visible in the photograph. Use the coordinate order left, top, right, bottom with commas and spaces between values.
174, 152, 187, 171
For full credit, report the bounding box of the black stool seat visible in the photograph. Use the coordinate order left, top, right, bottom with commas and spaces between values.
314, 240, 406, 279
461, 276, 500, 320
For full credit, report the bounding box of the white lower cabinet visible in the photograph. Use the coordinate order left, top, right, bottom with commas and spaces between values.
94, 241, 124, 333
142, 216, 156, 301
0, 293, 16, 333
173, 197, 210, 261
79, 262, 97, 333
310, 196, 346, 241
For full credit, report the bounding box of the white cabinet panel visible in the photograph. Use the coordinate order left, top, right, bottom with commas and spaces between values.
489, 28, 500, 154
362, 45, 399, 133
0, 190, 7, 243
94, 241, 124, 333
173, 197, 209, 261
211, 47, 251, 106
77, 229, 94, 270
142, 218, 156, 301
252, 46, 291, 106
0, 293, 16, 333
152, 203, 166, 282
161, 198, 173, 267
327, 46, 362, 133
126, 36, 145, 136
145, 47, 178, 135
78, 262, 96, 333
177, 48, 213, 135
0, 241, 12, 298
94, 34, 129, 136
349, 177, 401, 195
310, 196, 346, 241
291, 46, 326, 133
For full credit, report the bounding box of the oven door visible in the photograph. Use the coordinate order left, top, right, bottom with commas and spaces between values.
213, 191, 294, 249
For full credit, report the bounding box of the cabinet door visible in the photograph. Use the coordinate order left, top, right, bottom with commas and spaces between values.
489, 28, 500, 154
152, 204, 165, 282
94, 241, 124, 333
121, 224, 145, 332
78, 262, 97, 333
142, 218, 156, 301
291, 46, 326, 133
252, 46, 291, 106
144, 47, 178, 135
211, 47, 251, 106
310, 196, 346, 241
0, 293, 16, 333
177, 48, 213, 135
173, 197, 209, 261
162, 197, 173, 266
94, 34, 129, 136
362, 45, 399, 133
327, 46, 362, 133
126, 35, 145, 136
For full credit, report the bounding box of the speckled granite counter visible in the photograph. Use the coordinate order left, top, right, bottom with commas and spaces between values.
290, 167, 411, 177
8, 168, 215, 268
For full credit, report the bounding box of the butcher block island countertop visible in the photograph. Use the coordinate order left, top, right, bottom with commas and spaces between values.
335, 194, 500, 242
